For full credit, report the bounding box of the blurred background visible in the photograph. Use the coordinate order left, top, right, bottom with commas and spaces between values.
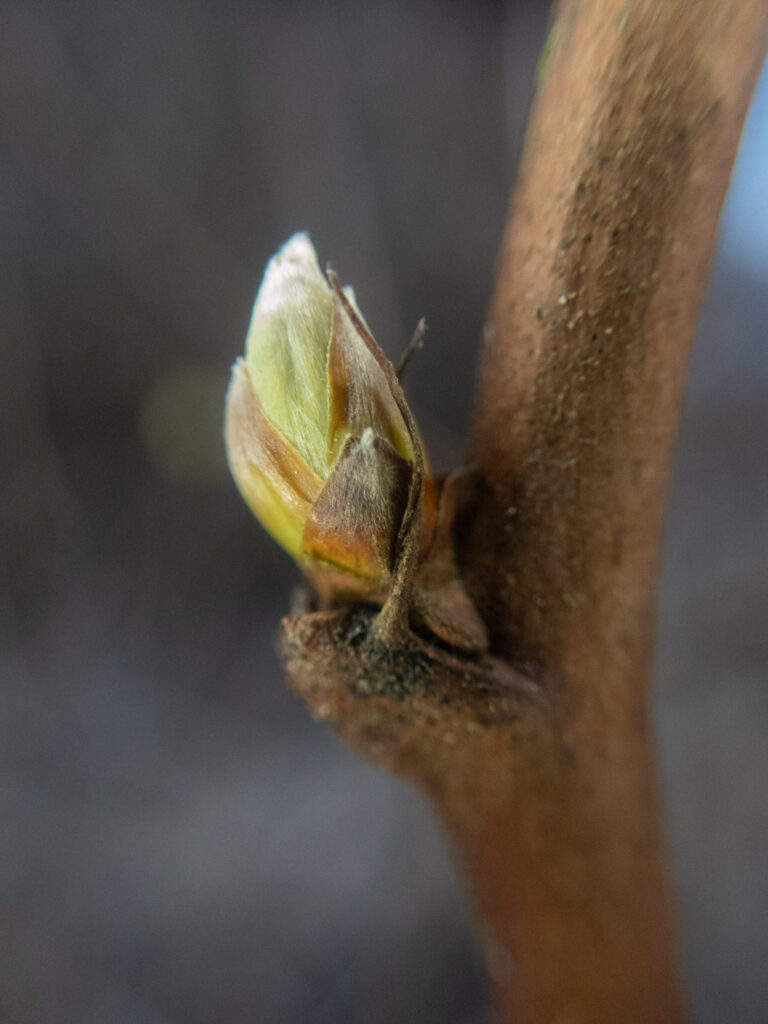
1, 1, 766, 1022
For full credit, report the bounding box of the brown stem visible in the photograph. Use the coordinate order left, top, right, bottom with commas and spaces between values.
459, 0, 767, 1020
281, 2, 767, 1022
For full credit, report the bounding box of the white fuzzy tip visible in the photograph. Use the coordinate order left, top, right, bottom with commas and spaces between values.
255, 232, 327, 317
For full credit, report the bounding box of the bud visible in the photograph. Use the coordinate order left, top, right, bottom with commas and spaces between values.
225, 233, 430, 601
225, 233, 486, 651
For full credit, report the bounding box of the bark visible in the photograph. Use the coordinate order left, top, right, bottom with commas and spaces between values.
282, 1, 768, 1021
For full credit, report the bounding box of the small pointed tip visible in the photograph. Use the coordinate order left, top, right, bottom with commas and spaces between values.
269, 232, 322, 277
281, 230, 314, 257
248, 232, 329, 326
326, 266, 342, 291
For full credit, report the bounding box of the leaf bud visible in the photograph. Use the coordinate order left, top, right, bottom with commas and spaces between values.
225, 233, 428, 600
225, 233, 487, 652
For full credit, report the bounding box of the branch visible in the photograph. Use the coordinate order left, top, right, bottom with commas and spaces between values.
458, 1, 767, 1019
468, 0, 767, 678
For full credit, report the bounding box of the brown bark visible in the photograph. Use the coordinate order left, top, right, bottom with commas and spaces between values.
282, 1, 768, 1022
460, 1, 767, 1019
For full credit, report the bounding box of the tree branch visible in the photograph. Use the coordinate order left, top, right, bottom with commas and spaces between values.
458, 1, 768, 1020
468, 0, 767, 701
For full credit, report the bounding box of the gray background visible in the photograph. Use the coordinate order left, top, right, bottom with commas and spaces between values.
1, 1, 766, 1022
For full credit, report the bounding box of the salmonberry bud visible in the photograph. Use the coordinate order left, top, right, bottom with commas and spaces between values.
225, 233, 487, 651
225, 233, 431, 602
